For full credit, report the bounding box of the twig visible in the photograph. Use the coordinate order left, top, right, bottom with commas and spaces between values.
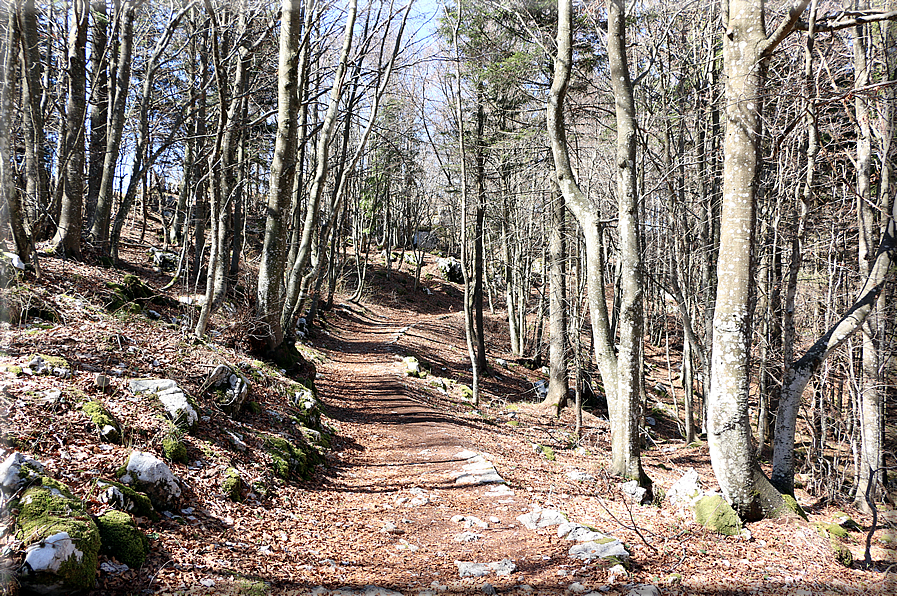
864, 466, 879, 570
593, 486, 658, 554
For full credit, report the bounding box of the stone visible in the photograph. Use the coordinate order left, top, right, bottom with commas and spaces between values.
666, 468, 703, 508
694, 495, 742, 536
436, 257, 464, 283
451, 515, 488, 529
481, 583, 496, 595
456, 561, 490, 577
569, 539, 629, 562
516, 508, 567, 530
488, 559, 516, 576
363, 587, 404, 596
96, 480, 156, 519
128, 378, 178, 394
453, 532, 482, 543
156, 387, 198, 431
96, 510, 150, 568
621, 480, 648, 504
118, 451, 181, 510
403, 356, 422, 378
0, 452, 46, 494
82, 401, 121, 444
566, 470, 595, 482
557, 522, 607, 542
533, 380, 548, 400
207, 364, 250, 415
626, 585, 660, 596
93, 373, 111, 390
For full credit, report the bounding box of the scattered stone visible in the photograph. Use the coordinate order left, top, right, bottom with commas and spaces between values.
130, 378, 198, 432
517, 508, 568, 530
82, 400, 122, 444
94, 373, 111, 390
620, 480, 649, 504
495, 359, 507, 368
96, 480, 156, 519
666, 468, 703, 508
117, 451, 181, 510
566, 470, 595, 482
0, 452, 46, 494
455, 559, 516, 578
26, 354, 71, 378
453, 532, 482, 543
454, 453, 505, 486
206, 364, 250, 415
481, 583, 496, 595
150, 248, 179, 272
568, 582, 588, 593
381, 522, 404, 535
436, 257, 463, 283
161, 425, 188, 464
485, 484, 514, 497
403, 356, 423, 378
451, 515, 488, 529
533, 380, 548, 400
569, 538, 629, 562
557, 522, 607, 542
100, 561, 130, 574
15, 478, 101, 594
626, 584, 660, 596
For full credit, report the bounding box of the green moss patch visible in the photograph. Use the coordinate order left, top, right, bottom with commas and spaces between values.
162, 425, 188, 464
14, 478, 100, 592
104, 274, 174, 312
222, 468, 244, 502
261, 433, 316, 480
96, 510, 149, 568
694, 495, 742, 536
82, 401, 121, 444
94, 479, 157, 520
781, 493, 808, 520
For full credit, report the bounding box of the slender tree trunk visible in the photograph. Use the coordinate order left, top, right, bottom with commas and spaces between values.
90, 1, 135, 251
50, 0, 89, 258
543, 183, 568, 415
256, 0, 305, 350
548, 0, 650, 494
85, 0, 108, 227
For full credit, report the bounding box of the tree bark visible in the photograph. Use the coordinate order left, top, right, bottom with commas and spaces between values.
543, 184, 568, 416
547, 0, 650, 494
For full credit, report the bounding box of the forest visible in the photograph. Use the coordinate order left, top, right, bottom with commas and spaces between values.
0, 0, 896, 592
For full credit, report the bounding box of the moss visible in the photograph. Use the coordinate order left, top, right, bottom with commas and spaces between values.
832, 542, 853, 567
222, 468, 244, 502
3, 365, 23, 376
459, 385, 473, 399
96, 510, 150, 568
694, 495, 742, 536
506, 420, 519, 427
82, 401, 121, 444
780, 493, 808, 520
14, 479, 100, 592
815, 522, 849, 541
162, 433, 188, 464
236, 578, 271, 595
94, 479, 157, 520
262, 433, 313, 480
31, 353, 70, 370
246, 401, 262, 415
538, 445, 556, 461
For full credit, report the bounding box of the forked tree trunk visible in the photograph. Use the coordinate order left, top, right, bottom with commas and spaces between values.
547, 0, 650, 494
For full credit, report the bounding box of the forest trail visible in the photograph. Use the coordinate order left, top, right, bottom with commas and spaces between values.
306, 302, 570, 593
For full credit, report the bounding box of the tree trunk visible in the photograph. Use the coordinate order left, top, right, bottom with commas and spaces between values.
85, 0, 108, 227
543, 184, 568, 416
50, 0, 89, 259
90, 1, 135, 251
256, 0, 305, 350
547, 0, 650, 494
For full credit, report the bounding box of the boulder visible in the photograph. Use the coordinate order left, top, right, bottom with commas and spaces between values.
95, 510, 150, 568
0, 452, 46, 494
14, 478, 101, 594
436, 257, 464, 283
516, 508, 567, 530
81, 401, 121, 444
621, 479, 649, 504
568, 537, 629, 562
403, 356, 423, 378
222, 468, 244, 502
261, 433, 319, 481
95, 480, 156, 519
666, 468, 703, 508
117, 451, 181, 510
25, 354, 71, 379
557, 522, 607, 542
694, 495, 742, 536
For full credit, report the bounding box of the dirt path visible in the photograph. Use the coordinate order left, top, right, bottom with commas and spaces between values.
308, 302, 569, 594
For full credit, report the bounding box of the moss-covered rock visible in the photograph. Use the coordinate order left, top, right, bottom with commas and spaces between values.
814, 522, 854, 567
694, 495, 742, 536
104, 275, 174, 312
261, 433, 317, 481
459, 385, 473, 400
780, 493, 808, 520
161, 427, 188, 465
82, 401, 121, 444
94, 480, 157, 520
815, 522, 849, 540
222, 468, 244, 502
96, 510, 149, 568
14, 478, 101, 594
